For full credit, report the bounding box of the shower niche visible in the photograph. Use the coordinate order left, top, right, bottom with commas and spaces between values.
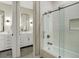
69, 18, 79, 30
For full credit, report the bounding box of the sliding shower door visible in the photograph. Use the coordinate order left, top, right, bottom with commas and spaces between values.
43, 14, 53, 54
42, 14, 54, 57
60, 2, 79, 58
52, 11, 60, 57
41, 10, 60, 57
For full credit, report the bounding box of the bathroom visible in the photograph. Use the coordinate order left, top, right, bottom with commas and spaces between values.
0, 1, 79, 58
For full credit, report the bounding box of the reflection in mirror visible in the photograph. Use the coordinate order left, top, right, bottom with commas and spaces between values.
0, 10, 4, 32
0, 2, 13, 58
20, 13, 30, 32
19, 1, 33, 57
20, 11, 33, 32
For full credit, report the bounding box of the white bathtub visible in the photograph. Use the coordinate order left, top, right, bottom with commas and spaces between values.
42, 45, 79, 58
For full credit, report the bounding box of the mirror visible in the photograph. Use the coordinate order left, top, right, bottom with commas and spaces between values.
0, 10, 4, 32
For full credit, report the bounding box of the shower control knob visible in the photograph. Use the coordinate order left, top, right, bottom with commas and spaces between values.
58, 56, 61, 58
48, 42, 53, 45
47, 35, 50, 38
12, 33, 14, 36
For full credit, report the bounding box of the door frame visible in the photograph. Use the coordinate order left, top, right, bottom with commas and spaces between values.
12, 1, 20, 57
12, 1, 47, 58
12, 1, 40, 58
33, 1, 55, 58
33, 1, 40, 56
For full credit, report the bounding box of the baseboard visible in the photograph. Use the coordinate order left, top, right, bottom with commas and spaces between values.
20, 45, 33, 49
0, 45, 33, 52
0, 49, 12, 52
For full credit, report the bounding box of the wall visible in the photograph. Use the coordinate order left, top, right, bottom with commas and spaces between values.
20, 5, 33, 47
40, 1, 53, 15
0, 2, 12, 51
20, 1, 33, 10
0, 2, 12, 33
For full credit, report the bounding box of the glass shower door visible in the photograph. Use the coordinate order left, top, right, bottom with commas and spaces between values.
60, 2, 79, 58
42, 11, 60, 57
52, 11, 60, 57
43, 14, 50, 51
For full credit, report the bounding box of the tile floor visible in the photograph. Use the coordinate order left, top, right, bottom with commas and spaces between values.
0, 46, 39, 58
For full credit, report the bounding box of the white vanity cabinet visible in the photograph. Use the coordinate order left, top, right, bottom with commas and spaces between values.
20, 32, 33, 47
0, 33, 12, 51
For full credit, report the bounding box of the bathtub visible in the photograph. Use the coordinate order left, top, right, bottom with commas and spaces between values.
42, 45, 79, 58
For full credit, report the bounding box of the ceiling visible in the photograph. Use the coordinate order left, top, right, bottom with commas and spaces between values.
0, 1, 33, 9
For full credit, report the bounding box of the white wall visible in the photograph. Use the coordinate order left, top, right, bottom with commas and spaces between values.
0, 1, 12, 5
0, 2, 12, 33
40, 1, 53, 15
51, 1, 78, 10
20, 1, 33, 10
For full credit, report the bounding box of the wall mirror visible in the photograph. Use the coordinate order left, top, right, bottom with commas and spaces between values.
0, 10, 4, 32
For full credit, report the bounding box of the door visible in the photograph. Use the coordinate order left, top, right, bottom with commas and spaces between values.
40, 11, 60, 58
60, 2, 79, 58
40, 2, 79, 58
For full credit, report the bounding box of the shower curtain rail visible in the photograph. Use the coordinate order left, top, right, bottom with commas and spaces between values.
43, 2, 79, 15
